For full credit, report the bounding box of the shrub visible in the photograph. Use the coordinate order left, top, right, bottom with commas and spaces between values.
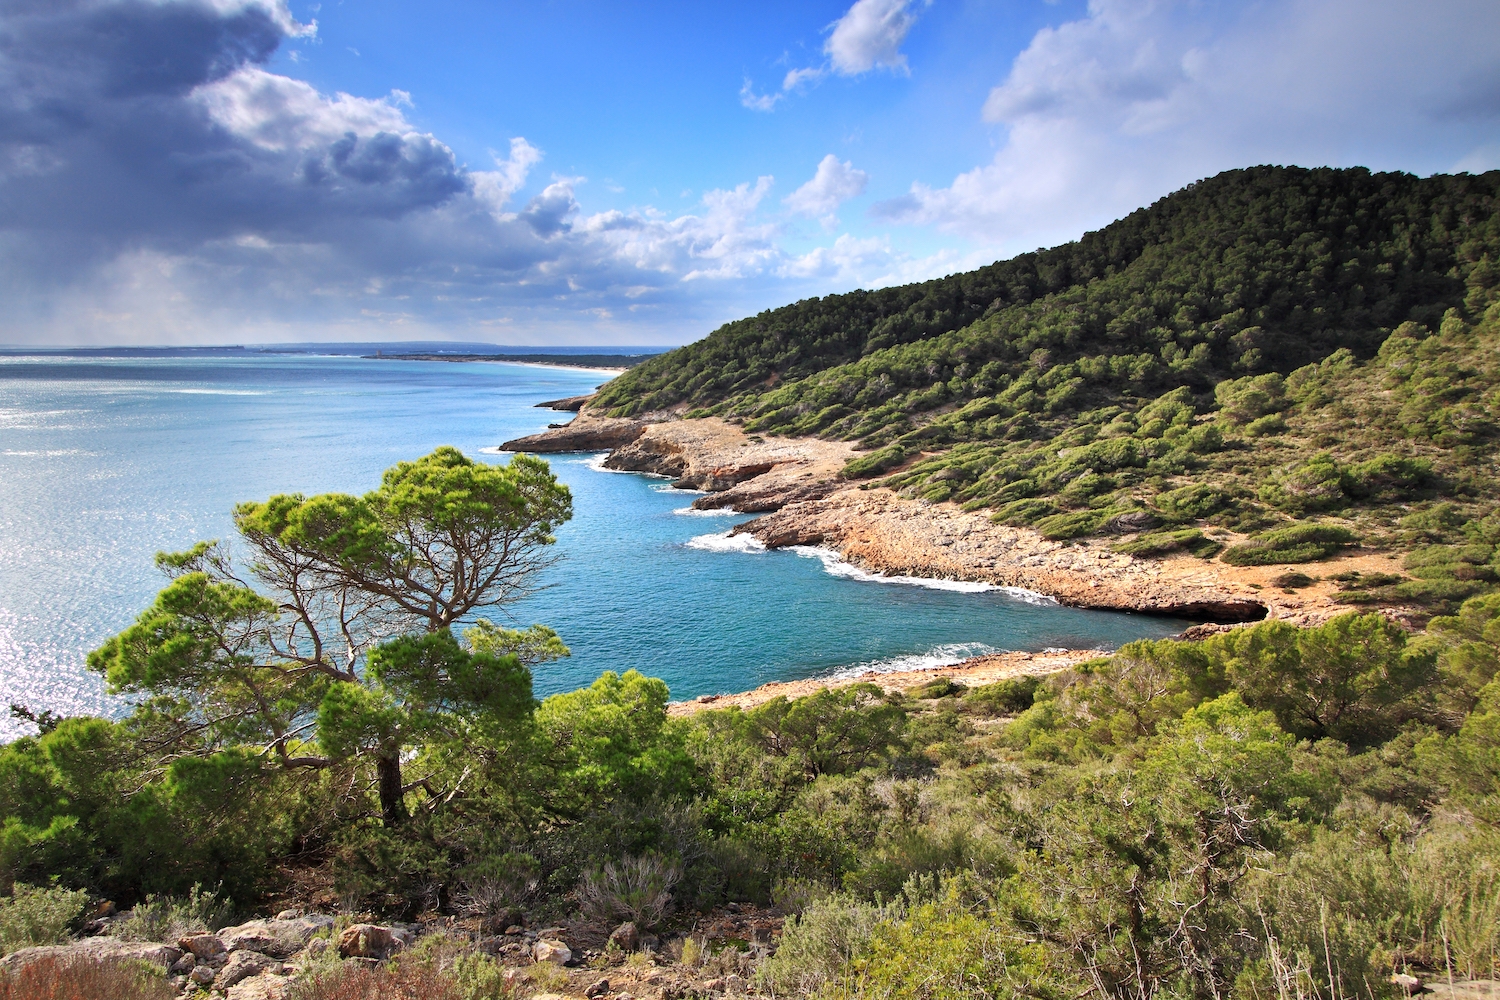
1260, 455, 1349, 513
0, 955, 176, 1000
1114, 528, 1222, 558
906, 678, 966, 700
962, 677, 1039, 716
1155, 483, 1229, 520
1222, 524, 1357, 566
0, 884, 89, 955
111, 885, 234, 942
1270, 572, 1315, 589
577, 854, 682, 929
1035, 510, 1105, 540
754, 894, 897, 997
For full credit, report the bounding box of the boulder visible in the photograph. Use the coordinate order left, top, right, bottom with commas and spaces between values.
227, 972, 293, 1000
189, 965, 217, 985
608, 922, 640, 952
338, 923, 403, 960
585, 978, 611, 998
533, 939, 572, 965
179, 932, 227, 959
170, 953, 197, 975
216, 950, 279, 989
0, 937, 181, 971
221, 915, 335, 958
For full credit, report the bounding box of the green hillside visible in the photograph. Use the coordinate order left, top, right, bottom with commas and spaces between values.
596, 166, 1500, 611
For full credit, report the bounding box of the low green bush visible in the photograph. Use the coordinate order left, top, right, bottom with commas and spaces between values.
111, 885, 234, 942
1222, 523, 1357, 565
1113, 528, 1222, 558
0, 884, 89, 955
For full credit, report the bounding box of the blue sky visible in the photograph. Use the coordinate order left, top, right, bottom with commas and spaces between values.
2, 0, 1498, 347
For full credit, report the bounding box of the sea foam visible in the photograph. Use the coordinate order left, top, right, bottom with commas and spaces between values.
685, 530, 766, 554
787, 545, 1057, 602
827, 641, 1000, 680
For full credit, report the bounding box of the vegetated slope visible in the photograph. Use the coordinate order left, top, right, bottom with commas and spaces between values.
596, 165, 1500, 613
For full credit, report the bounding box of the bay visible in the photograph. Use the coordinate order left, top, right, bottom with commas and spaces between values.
0, 349, 1188, 739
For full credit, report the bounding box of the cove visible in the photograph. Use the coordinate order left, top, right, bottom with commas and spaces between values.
0, 350, 1189, 739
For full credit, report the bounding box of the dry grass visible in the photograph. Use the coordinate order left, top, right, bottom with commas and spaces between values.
0, 956, 177, 1000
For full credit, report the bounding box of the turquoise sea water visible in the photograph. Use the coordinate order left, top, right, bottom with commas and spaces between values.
0, 350, 1189, 739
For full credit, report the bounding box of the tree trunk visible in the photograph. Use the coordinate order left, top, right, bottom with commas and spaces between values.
377, 753, 407, 826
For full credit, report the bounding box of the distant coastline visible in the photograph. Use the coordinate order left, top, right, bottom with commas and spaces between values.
365, 351, 656, 370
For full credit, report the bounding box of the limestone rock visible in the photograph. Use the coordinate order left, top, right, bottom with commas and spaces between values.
502, 415, 645, 453
532, 939, 572, 965
220, 915, 335, 958
338, 923, 402, 960
227, 972, 293, 1000
216, 950, 279, 989
179, 932, 227, 959
608, 922, 640, 952
0, 937, 181, 971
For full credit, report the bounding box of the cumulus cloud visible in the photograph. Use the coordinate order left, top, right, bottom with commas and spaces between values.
874, 0, 1500, 248
740, 0, 920, 111
785, 155, 869, 229
825, 0, 918, 76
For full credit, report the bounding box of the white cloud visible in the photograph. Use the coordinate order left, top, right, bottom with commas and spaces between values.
472, 138, 544, 212
197, 68, 415, 152
741, 0, 920, 111
784, 154, 869, 229
825, 0, 918, 76
739, 78, 783, 112
875, 0, 1500, 248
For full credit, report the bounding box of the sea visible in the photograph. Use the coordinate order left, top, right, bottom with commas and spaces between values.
0, 347, 1190, 739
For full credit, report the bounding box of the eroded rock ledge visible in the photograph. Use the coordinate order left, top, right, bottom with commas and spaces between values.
504, 413, 1401, 626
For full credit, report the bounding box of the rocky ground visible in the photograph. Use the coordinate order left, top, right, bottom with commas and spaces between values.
504, 410, 1399, 629
0, 906, 785, 1000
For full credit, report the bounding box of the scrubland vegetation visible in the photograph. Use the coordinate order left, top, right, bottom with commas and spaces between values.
4, 599, 1500, 999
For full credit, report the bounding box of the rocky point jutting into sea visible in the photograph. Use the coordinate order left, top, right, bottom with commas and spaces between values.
503, 404, 1405, 635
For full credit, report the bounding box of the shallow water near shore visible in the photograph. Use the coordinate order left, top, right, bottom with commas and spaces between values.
0, 350, 1189, 739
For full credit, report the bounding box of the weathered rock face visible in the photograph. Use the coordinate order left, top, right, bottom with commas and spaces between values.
535, 394, 595, 412
533, 938, 573, 965
219, 915, 334, 958
608, 921, 640, 952
734, 490, 1276, 622
179, 932, 227, 959
0, 937, 182, 971
502, 414, 646, 452
215, 949, 279, 989
604, 433, 689, 478
337, 923, 403, 960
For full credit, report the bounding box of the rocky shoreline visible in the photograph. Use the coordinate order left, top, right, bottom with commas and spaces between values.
502, 412, 1398, 632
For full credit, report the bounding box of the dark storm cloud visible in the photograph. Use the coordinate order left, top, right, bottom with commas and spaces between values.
0, 0, 472, 256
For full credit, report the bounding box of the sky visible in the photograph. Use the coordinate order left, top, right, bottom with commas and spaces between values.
1, 0, 1498, 348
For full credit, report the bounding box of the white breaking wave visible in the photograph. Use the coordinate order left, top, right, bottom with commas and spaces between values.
685, 530, 766, 554
672, 505, 741, 517
652, 482, 703, 494
581, 452, 672, 478
827, 642, 1000, 681
786, 545, 1057, 602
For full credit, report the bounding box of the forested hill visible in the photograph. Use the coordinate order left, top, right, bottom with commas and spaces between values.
597, 166, 1497, 420
594, 166, 1500, 614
